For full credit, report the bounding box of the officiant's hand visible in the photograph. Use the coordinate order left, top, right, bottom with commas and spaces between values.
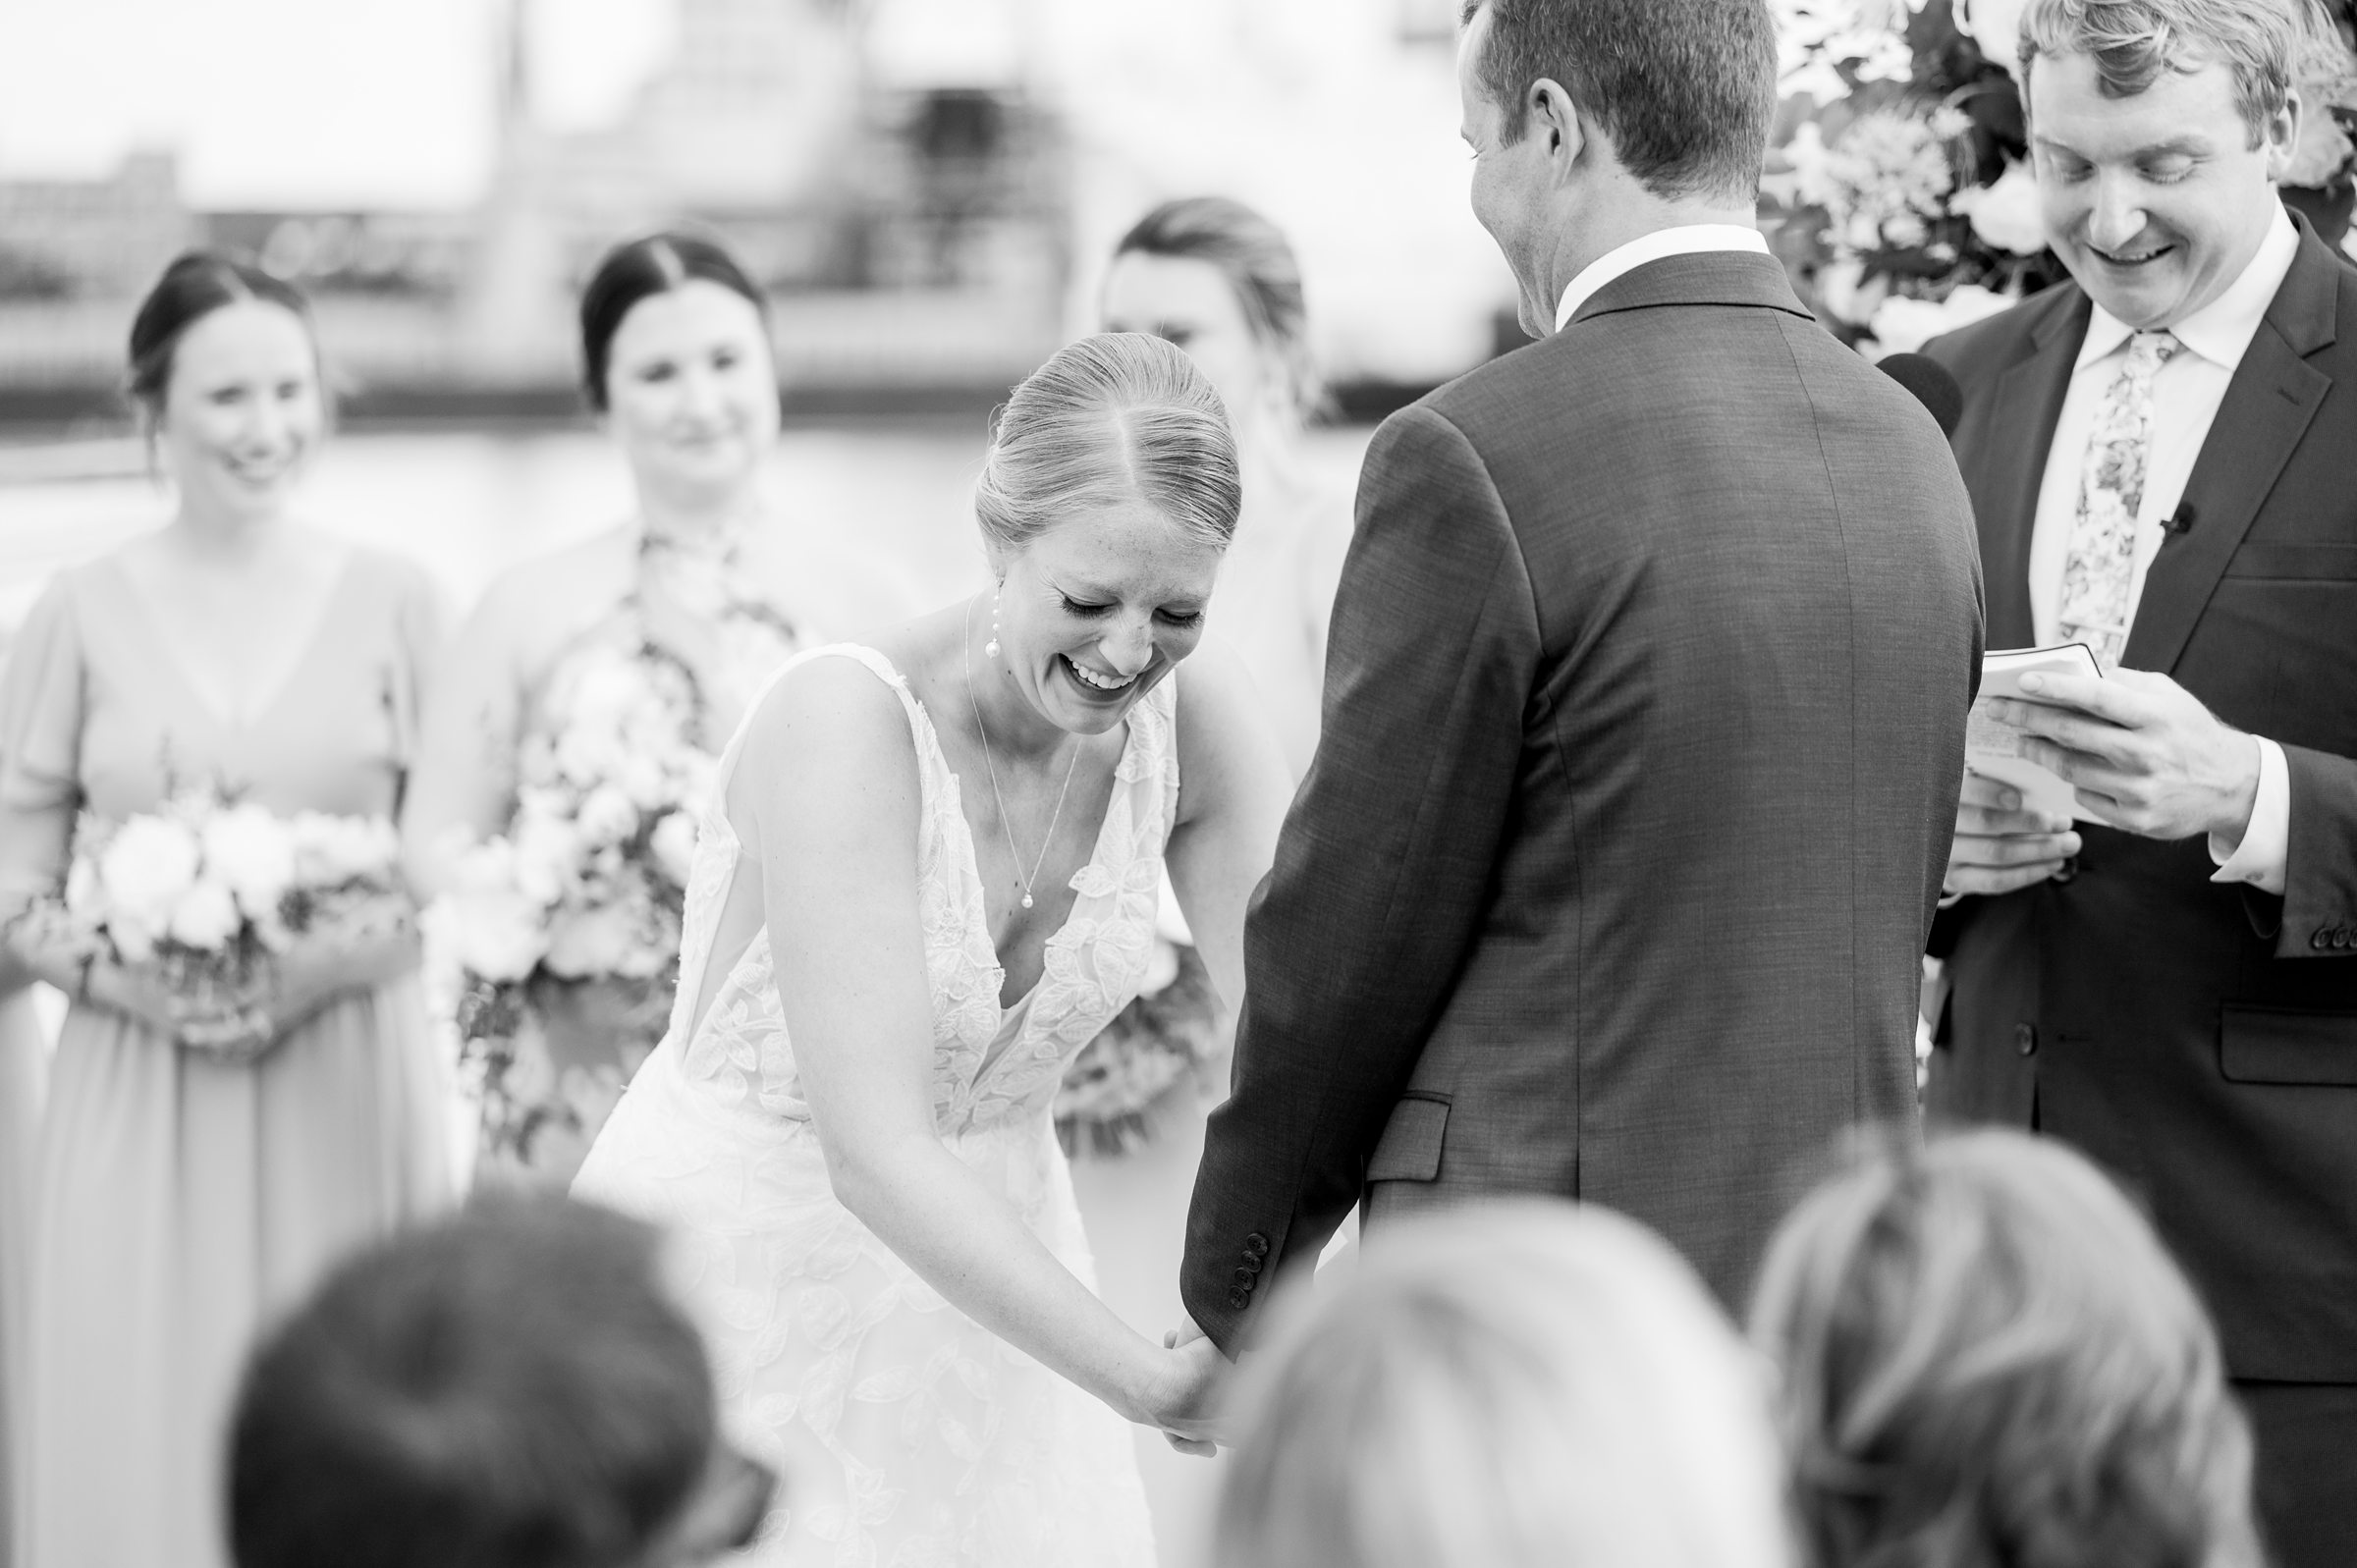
1946, 772, 2080, 897
1997, 670, 2261, 843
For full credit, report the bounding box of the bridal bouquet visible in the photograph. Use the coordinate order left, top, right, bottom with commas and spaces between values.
1055, 890, 1226, 1158
432, 631, 711, 1162
17, 789, 405, 1054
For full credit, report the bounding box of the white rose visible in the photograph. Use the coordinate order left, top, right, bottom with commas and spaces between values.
168, 875, 244, 952
1867, 284, 2016, 356
442, 886, 549, 983
64, 852, 104, 919
1951, 159, 2049, 257
289, 812, 400, 888
649, 811, 700, 889
201, 802, 298, 922
1959, 0, 2029, 76
98, 814, 202, 938
510, 811, 583, 909
575, 784, 639, 849
544, 900, 641, 979
616, 752, 673, 811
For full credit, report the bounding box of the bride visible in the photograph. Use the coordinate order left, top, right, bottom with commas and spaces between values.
574, 332, 1292, 1564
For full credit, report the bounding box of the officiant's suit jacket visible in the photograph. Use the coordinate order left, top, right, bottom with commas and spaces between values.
1180, 249, 1983, 1345
1924, 220, 2357, 1383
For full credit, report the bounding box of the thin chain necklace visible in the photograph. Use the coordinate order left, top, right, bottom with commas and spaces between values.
962, 594, 1081, 911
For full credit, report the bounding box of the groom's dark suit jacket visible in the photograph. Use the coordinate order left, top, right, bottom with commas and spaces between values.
1181, 250, 1983, 1344
1923, 220, 2357, 1384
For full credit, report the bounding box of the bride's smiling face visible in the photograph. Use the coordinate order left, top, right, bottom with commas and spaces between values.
989, 500, 1224, 737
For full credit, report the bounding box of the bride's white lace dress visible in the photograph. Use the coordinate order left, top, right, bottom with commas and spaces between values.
574, 644, 1164, 1566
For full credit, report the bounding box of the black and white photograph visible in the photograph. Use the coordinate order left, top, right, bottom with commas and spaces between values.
1, 0, 2354, 1563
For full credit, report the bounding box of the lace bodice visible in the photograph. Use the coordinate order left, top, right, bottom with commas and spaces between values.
671, 644, 1178, 1137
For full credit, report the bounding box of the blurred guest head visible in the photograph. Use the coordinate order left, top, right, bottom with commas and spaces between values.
2018, 0, 2307, 332
971, 332, 1238, 739
578, 232, 778, 514
1102, 196, 1321, 448
1749, 1127, 2261, 1568
1455, 0, 1778, 337
1215, 1199, 1789, 1568
126, 251, 324, 528
229, 1195, 773, 1568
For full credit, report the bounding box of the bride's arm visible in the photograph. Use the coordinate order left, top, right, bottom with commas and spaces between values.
1165, 646, 1294, 1016
738, 660, 1217, 1435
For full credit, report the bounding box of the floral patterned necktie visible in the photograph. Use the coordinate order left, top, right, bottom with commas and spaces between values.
2058, 329, 2180, 669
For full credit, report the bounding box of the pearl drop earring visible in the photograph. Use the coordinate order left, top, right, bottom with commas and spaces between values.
984, 587, 1002, 660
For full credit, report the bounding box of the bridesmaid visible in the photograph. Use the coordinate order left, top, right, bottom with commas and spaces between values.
1101, 197, 1348, 781
403, 231, 912, 1187
1085, 197, 1351, 1566
0, 253, 453, 1568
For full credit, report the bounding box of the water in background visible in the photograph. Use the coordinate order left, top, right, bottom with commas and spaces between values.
0, 423, 1376, 630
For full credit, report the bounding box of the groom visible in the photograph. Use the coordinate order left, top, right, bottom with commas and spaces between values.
1180, 0, 1984, 1341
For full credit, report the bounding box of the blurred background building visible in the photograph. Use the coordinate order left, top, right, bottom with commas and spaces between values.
0, 0, 1515, 429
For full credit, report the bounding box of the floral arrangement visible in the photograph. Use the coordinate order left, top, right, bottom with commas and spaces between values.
16, 788, 405, 1055
431, 626, 711, 1163
1765, 0, 2357, 356
1055, 890, 1227, 1157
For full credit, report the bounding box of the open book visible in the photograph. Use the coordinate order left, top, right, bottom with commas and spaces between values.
1965, 643, 2105, 823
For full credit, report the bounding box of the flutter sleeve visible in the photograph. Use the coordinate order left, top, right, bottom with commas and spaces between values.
0, 575, 90, 901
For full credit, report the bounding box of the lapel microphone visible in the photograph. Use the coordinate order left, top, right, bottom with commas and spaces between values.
2162, 503, 2197, 536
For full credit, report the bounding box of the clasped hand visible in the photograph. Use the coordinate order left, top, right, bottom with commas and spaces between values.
1946, 669, 2261, 897
1145, 1314, 1225, 1458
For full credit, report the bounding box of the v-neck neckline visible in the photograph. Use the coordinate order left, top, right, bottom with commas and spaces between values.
906, 681, 1134, 1020
108, 550, 358, 736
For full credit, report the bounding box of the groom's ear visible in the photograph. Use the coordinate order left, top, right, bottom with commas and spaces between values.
1525, 77, 1585, 181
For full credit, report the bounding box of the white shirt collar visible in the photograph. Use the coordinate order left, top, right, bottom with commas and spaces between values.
2075, 202, 2301, 371
1553, 223, 1772, 333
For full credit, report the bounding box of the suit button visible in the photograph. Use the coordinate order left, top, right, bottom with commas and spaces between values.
2051, 855, 2079, 885
1237, 1253, 1263, 1274
2338, 929, 2354, 950
1243, 1233, 1271, 1259
1233, 1266, 1256, 1286
2316, 930, 2333, 951
2015, 1022, 2038, 1057
1228, 1287, 1250, 1311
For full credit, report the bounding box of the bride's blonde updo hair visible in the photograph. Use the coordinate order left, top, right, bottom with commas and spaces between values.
975, 333, 1241, 555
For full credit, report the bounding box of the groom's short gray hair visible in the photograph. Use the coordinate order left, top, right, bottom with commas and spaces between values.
1458, 0, 1778, 201
2017, 0, 2319, 148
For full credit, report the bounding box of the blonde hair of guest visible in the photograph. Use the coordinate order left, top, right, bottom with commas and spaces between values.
1749, 1126, 2263, 1568
1215, 1198, 1791, 1568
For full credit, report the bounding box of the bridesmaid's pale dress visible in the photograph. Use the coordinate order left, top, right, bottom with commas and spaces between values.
575, 645, 1161, 1567
0, 550, 455, 1568
0, 981, 44, 1568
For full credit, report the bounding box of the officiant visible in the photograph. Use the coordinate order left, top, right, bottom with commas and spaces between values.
1921, 2, 2357, 1560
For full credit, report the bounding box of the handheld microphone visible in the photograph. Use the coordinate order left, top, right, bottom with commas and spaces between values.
1877, 351, 1965, 438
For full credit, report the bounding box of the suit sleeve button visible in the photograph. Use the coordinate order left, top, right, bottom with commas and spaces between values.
2014, 1022, 2038, 1056
1244, 1233, 1271, 1258
1238, 1254, 1263, 1274
1233, 1266, 1257, 1286
2315, 930, 2332, 950
1228, 1287, 1251, 1310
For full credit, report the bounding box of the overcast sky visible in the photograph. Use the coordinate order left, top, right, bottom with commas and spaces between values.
0, 0, 674, 207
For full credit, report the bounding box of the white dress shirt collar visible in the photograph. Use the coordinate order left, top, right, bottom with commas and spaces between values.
1552, 223, 1772, 333
2075, 203, 2300, 372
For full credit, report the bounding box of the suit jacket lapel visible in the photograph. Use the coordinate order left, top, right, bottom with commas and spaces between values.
1970, 294, 2087, 649
2123, 229, 2340, 674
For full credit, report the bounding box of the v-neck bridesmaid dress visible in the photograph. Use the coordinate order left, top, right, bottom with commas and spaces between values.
0, 548, 455, 1568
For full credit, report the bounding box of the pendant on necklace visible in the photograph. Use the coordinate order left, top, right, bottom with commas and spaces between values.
1021, 893, 1035, 910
